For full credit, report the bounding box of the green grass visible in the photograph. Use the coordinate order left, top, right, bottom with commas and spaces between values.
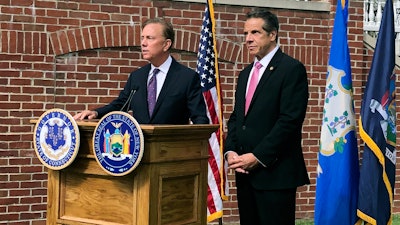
295, 219, 313, 225
295, 215, 400, 225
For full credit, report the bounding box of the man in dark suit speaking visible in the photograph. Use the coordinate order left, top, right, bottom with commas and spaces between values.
74, 18, 209, 125
224, 9, 310, 225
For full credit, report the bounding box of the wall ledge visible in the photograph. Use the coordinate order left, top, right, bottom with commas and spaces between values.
173, 0, 331, 12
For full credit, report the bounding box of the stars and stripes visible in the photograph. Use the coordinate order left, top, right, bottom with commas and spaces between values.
196, 0, 228, 222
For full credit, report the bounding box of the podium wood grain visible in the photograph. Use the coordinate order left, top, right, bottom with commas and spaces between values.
31, 120, 217, 225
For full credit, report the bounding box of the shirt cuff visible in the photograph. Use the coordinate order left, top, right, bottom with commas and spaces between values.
224, 150, 235, 160
254, 155, 267, 167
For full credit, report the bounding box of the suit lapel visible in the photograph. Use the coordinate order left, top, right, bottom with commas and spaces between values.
138, 64, 152, 121
237, 65, 252, 116
256, 49, 282, 89
151, 58, 179, 118
246, 49, 283, 114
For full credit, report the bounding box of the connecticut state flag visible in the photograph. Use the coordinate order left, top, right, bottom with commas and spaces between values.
357, 0, 396, 224
315, 0, 360, 224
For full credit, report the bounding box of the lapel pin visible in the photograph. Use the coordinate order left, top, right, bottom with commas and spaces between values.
269, 66, 274, 71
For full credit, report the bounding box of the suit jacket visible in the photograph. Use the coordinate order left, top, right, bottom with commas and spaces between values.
224, 48, 310, 190
96, 58, 209, 125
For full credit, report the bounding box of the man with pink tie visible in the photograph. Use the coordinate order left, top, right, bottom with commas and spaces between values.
224, 9, 310, 225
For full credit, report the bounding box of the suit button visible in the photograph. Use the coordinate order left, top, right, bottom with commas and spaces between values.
242, 125, 246, 130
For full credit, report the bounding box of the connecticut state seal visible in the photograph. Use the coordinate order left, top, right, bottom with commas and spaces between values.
33, 108, 80, 170
92, 111, 144, 176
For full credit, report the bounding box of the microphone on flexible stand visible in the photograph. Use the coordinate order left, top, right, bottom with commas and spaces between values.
120, 85, 139, 112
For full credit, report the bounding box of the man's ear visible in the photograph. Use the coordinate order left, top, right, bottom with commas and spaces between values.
270, 31, 277, 42
164, 39, 172, 51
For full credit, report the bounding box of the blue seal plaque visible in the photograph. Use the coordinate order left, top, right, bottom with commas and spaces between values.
33, 108, 80, 170
92, 111, 144, 176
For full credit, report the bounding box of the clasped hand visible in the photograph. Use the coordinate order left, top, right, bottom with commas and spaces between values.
226, 152, 259, 174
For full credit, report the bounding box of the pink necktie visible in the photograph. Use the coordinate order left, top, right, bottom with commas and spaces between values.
147, 68, 160, 116
245, 62, 262, 114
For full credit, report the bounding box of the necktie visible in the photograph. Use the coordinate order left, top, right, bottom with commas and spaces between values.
245, 61, 262, 115
147, 68, 160, 116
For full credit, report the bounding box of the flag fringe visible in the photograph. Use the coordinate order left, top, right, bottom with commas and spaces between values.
358, 118, 394, 206
207, 0, 228, 200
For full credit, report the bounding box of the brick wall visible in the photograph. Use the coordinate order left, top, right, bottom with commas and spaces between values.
0, 0, 399, 224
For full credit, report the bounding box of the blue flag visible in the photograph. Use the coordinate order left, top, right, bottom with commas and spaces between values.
315, 0, 360, 224
357, 0, 396, 224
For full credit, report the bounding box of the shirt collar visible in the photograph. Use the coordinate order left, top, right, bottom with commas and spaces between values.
151, 55, 172, 75
255, 45, 279, 68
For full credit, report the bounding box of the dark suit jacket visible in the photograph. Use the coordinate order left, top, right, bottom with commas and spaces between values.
224, 48, 310, 190
96, 58, 209, 125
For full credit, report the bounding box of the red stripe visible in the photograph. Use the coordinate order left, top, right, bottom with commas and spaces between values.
204, 91, 219, 124
204, 90, 223, 216
204, 90, 222, 195
207, 184, 217, 214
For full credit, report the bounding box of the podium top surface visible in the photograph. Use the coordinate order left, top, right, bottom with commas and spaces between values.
30, 119, 219, 136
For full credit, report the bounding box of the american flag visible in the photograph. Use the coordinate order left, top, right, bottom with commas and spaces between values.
196, 0, 228, 222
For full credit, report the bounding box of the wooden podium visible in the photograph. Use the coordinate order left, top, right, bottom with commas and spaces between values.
44, 121, 217, 225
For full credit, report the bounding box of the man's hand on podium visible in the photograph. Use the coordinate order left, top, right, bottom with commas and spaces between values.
73, 110, 98, 120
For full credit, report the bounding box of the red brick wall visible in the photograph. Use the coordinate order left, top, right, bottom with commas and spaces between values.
0, 0, 399, 224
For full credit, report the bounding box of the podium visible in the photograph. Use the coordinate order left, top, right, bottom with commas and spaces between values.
41, 121, 217, 225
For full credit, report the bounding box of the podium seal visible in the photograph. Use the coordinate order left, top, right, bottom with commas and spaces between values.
93, 111, 144, 176
33, 108, 80, 170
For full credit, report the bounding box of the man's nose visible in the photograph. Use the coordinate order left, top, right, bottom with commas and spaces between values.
141, 38, 147, 46
245, 34, 253, 42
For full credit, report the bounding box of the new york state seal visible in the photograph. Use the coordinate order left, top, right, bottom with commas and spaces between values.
92, 111, 144, 176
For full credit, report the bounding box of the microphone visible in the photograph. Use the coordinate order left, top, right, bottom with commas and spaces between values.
120, 85, 139, 112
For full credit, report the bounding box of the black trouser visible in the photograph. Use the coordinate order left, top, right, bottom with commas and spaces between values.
236, 175, 297, 225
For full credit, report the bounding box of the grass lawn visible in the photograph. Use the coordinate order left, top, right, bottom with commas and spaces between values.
295, 215, 400, 225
